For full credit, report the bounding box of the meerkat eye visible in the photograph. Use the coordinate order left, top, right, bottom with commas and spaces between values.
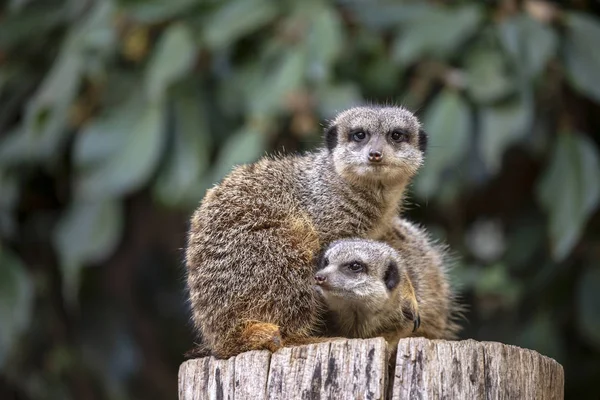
390, 130, 410, 143
347, 262, 364, 273
350, 130, 367, 142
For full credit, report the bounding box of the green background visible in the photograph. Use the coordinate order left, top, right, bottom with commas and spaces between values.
1, 0, 600, 399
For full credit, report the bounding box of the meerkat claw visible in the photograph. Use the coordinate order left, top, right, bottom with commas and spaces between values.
413, 315, 421, 332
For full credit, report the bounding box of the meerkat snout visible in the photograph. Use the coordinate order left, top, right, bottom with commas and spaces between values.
368, 150, 382, 162
367, 135, 385, 163
314, 273, 327, 284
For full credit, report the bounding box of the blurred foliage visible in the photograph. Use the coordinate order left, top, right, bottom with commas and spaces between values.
1, 0, 600, 399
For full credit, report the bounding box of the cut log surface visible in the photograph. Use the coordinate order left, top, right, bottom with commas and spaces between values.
178, 338, 564, 400
392, 339, 564, 400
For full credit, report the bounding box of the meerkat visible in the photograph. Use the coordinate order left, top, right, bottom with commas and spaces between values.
314, 238, 460, 348
185, 106, 429, 359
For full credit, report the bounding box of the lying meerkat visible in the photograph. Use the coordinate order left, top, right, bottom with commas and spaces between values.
315, 238, 460, 347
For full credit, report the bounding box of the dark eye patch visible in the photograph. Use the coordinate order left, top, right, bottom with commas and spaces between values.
315, 250, 329, 271
384, 261, 400, 290
325, 126, 338, 151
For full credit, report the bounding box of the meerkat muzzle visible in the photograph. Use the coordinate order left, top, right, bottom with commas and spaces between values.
315, 274, 327, 285
368, 150, 383, 162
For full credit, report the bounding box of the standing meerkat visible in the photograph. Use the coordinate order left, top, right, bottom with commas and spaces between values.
185, 106, 428, 359
314, 237, 460, 348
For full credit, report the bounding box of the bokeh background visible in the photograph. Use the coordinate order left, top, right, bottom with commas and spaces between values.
1, 0, 599, 399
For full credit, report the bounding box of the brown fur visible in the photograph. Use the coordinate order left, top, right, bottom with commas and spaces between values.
380, 217, 463, 341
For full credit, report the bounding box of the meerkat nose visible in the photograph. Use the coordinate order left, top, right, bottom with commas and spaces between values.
314, 274, 327, 285
368, 150, 383, 162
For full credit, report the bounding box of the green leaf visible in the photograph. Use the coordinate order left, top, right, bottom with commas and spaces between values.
479, 96, 532, 174
153, 88, 211, 207
305, 5, 344, 82
0, 170, 19, 211
316, 83, 363, 120
145, 24, 196, 102
73, 92, 167, 200
415, 89, 472, 198
347, 3, 430, 30
9, 1, 116, 166
117, 0, 197, 23
498, 14, 557, 79
392, 4, 482, 66
537, 132, 600, 261
363, 57, 401, 95
53, 199, 124, 304
8, 0, 35, 13
0, 250, 33, 368
0, 6, 64, 49
21, 37, 83, 162
563, 13, 600, 104
475, 263, 522, 307
0, 70, 6, 97
577, 263, 600, 350
465, 47, 514, 104
0, 127, 28, 167
504, 217, 545, 272
208, 125, 267, 185
203, 0, 278, 49
73, 113, 131, 168
249, 48, 307, 117
0, 170, 19, 237
73, 0, 116, 54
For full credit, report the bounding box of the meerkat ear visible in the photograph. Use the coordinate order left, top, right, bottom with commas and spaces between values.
325, 125, 338, 151
418, 129, 428, 153
384, 261, 400, 291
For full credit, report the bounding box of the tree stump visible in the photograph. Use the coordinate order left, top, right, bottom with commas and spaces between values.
178, 338, 564, 400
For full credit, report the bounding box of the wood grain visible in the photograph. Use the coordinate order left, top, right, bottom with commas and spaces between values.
266, 338, 387, 400
392, 338, 564, 400
179, 338, 564, 400
178, 350, 270, 400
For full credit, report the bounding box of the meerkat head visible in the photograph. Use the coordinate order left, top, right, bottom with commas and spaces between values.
314, 239, 420, 330
324, 106, 427, 186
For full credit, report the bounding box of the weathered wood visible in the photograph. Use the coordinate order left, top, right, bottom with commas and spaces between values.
266, 338, 388, 400
178, 338, 564, 400
178, 350, 271, 400
234, 350, 271, 400
392, 338, 564, 400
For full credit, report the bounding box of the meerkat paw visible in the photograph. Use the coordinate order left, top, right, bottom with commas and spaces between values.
399, 275, 421, 333
240, 322, 284, 353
